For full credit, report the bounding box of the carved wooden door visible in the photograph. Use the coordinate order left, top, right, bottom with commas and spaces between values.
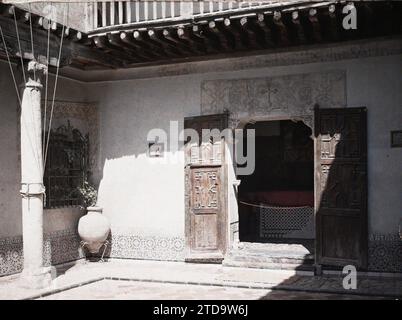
315, 107, 368, 269
184, 113, 228, 263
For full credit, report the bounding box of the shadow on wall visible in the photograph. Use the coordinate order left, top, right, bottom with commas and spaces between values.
255, 110, 398, 299
313, 108, 368, 271
91, 89, 188, 260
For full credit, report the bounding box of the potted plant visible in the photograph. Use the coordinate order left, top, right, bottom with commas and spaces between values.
77, 181, 110, 254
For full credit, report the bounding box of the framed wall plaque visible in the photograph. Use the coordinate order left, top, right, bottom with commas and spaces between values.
148, 142, 164, 157
391, 130, 402, 148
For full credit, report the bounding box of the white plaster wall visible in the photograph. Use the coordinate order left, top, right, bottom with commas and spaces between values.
92, 78, 200, 238
89, 53, 402, 241
0, 61, 89, 238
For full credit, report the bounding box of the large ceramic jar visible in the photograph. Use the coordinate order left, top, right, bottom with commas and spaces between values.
78, 206, 110, 254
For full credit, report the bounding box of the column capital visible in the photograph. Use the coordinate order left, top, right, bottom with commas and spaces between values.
25, 60, 48, 88
27, 60, 48, 75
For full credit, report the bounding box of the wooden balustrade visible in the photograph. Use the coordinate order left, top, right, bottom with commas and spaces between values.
92, 1, 266, 30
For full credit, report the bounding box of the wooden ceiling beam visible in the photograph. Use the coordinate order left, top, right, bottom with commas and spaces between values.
222, 18, 245, 50
321, 4, 340, 42
120, 31, 164, 59
192, 25, 220, 53
291, 11, 307, 44
255, 13, 274, 48
307, 8, 322, 42
133, 30, 171, 58
70, 41, 124, 69
239, 17, 263, 49
148, 29, 182, 57
162, 29, 196, 55
177, 27, 207, 54
208, 20, 232, 52
93, 35, 135, 64
272, 11, 290, 46
108, 33, 151, 62
0, 4, 17, 18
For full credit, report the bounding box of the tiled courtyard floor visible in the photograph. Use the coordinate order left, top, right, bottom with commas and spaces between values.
38, 279, 387, 300
0, 259, 401, 300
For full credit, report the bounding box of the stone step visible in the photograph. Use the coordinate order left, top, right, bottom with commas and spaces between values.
222, 259, 315, 271
225, 254, 314, 265
228, 250, 314, 259
223, 242, 315, 271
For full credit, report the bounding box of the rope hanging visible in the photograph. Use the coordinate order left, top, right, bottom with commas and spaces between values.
1, 3, 69, 176
28, 3, 36, 81
12, 7, 26, 84
43, 3, 68, 172
1, 17, 42, 172
42, 23, 51, 160
0, 25, 21, 105
239, 200, 312, 210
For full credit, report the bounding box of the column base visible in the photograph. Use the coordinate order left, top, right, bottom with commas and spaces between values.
19, 266, 52, 290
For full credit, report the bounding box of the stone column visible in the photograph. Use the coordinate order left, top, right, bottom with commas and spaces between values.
20, 61, 51, 289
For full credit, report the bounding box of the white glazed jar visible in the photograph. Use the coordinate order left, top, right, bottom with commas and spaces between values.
78, 206, 110, 254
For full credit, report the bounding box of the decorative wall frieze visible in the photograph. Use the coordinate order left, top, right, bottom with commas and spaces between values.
43, 229, 85, 266
0, 236, 23, 277
103, 234, 186, 262
0, 229, 83, 277
368, 233, 402, 273
201, 70, 346, 129
2, 231, 400, 276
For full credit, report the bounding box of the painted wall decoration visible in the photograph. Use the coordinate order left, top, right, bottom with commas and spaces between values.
42, 101, 99, 177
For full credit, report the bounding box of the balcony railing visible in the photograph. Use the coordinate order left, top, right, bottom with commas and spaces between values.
92, 1, 273, 31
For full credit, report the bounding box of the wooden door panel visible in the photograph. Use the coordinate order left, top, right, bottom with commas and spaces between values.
315, 107, 368, 269
319, 163, 366, 210
193, 215, 219, 250
191, 167, 221, 214
185, 113, 228, 263
321, 215, 361, 263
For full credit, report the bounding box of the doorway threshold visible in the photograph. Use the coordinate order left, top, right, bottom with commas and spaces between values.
223, 242, 315, 272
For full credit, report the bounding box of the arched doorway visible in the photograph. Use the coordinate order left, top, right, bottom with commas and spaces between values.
233, 119, 315, 268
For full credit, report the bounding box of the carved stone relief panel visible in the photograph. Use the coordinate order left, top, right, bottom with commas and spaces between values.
201, 71, 347, 130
